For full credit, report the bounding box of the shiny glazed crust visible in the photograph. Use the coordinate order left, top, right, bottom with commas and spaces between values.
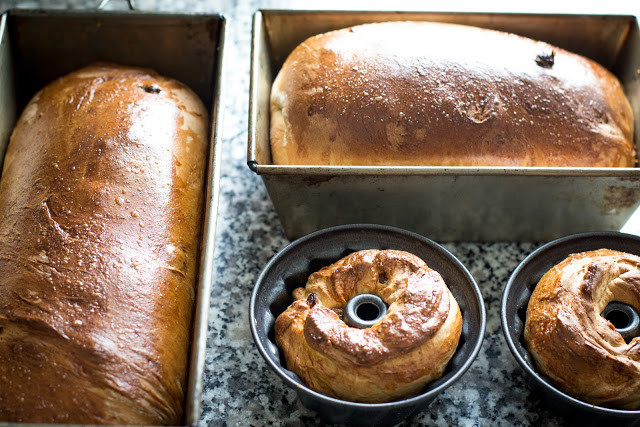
525, 249, 640, 409
275, 249, 462, 403
270, 21, 635, 166
0, 64, 208, 424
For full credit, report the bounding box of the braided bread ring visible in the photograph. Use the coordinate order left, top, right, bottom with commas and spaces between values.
525, 249, 640, 409
275, 249, 462, 403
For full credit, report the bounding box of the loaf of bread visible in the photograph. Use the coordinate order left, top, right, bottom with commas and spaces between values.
525, 249, 640, 409
0, 63, 208, 424
275, 250, 462, 403
270, 21, 635, 166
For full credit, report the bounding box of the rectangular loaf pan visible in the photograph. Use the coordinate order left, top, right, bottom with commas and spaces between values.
0, 8, 226, 426
248, 9, 640, 242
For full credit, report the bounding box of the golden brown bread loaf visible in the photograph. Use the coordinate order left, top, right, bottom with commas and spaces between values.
0, 63, 208, 424
271, 21, 635, 166
275, 249, 462, 403
525, 249, 640, 409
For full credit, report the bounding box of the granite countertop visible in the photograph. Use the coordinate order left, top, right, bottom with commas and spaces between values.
0, 0, 638, 425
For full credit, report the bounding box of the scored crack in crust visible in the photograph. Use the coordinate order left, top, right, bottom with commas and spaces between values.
275, 249, 462, 403
525, 249, 640, 409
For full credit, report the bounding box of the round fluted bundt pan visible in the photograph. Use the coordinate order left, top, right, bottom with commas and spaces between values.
502, 231, 640, 423
250, 224, 485, 426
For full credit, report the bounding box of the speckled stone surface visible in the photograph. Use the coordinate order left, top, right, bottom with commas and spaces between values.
0, 0, 638, 426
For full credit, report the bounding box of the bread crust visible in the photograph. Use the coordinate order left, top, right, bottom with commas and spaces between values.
271, 21, 635, 166
525, 249, 640, 409
275, 249, 462, 403
0, 63, 208, 424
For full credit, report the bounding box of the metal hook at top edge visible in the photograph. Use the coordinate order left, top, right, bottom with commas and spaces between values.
97, 0, 136, 11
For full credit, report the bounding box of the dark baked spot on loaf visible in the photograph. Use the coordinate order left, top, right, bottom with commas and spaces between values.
140, 85, 161, 94
580, 262, 602, 298
307, 292, 318, 308
535, 51, 555, 69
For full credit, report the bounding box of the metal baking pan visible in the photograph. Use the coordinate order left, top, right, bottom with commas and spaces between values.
248, 9, 640, 242
502, 231, 640, 423
0, 8, 226, 426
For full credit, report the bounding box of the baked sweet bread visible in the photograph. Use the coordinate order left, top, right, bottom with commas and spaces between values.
0, 63, 208, 424
525, 249, 640, 409
275, 249, 462, 403
270, 21, 635, 167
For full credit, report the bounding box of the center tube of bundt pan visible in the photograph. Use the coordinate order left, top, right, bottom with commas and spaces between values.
344, 294, 387, 329
602, 301, 640, 342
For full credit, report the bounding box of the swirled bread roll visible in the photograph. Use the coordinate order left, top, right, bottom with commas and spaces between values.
275, 249, 462, 403
0, 63, 208, 424
525, 249, 640, 409
271, 21, 635, 166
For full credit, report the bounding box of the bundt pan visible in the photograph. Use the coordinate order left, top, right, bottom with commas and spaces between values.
250, 224, 486, 426
502, 231, 640, 425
